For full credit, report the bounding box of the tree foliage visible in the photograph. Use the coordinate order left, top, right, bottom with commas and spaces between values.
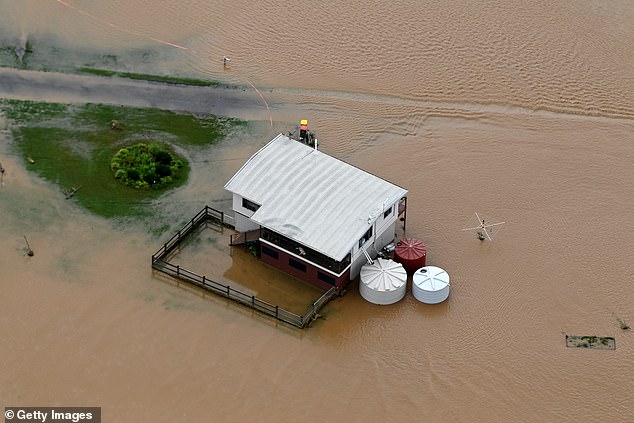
110, 143, 185, 189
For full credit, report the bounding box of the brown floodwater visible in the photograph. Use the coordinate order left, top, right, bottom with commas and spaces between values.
1, 1, 633, 421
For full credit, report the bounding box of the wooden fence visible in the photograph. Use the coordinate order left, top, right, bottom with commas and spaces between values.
151, 206, 227, 260
151, 206, 338, 328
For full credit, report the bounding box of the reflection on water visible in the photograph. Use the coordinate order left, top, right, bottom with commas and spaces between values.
1, 1, 634, 421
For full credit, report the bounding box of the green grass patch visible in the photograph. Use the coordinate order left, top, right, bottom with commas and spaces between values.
78, 67, 220, 87
1, 99, 244, 218
77, 67, 117, 77
74, 103, 237, 146
1, 99, 68, 122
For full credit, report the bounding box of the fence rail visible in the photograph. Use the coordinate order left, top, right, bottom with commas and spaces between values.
151, 205, 337, 328
152, 206, 224, 262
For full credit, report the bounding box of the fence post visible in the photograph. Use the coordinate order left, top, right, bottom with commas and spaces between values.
176, 265, 180, 276
202, 275, 206, 286
226, 285, 230, 296
252, 295, 255, 307
275, 305, 279, 318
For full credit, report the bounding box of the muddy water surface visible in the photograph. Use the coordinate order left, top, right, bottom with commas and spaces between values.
1, 1, 633, 422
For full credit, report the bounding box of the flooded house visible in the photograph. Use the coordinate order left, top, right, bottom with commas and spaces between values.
224, 133, 408, 290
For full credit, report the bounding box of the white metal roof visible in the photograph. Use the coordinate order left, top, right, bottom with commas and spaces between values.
224, 134, 408, 261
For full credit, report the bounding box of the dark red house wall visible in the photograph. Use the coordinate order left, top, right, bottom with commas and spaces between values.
260, 243, 349, 290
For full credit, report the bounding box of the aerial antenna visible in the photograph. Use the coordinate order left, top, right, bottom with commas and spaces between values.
462, 212, 505, 241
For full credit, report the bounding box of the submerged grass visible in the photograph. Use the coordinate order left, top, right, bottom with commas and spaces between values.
78, 67, 220, 87
1, 100, 68, 122
1, 99, 244, 218
2, 37, 223, 87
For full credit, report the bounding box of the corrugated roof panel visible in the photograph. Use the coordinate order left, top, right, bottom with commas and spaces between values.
224, 134, 408, 261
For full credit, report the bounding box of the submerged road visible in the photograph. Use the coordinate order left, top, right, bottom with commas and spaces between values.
3, 68, 630, 128
0, 67, 269, 120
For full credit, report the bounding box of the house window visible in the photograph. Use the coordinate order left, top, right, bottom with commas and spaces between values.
242, 197, 260, 212
261, 246, 279, 260
358, 226, 373, 248
384, 206, 393, 219
317, 271, 336, 285
289, 258, 307, 272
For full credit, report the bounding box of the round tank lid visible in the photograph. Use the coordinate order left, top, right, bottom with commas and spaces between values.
360, 259, 407, 291
413, 266, 450, 292
394, 238, 427, 260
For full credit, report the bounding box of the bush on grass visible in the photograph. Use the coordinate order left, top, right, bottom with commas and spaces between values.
111, 142, 184, 189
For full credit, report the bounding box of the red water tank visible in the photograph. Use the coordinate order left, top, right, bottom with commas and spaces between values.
394, 238, 427, 274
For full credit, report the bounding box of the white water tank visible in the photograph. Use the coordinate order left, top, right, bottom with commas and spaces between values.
359, 258, 407, 305
412, 266, 450, 304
